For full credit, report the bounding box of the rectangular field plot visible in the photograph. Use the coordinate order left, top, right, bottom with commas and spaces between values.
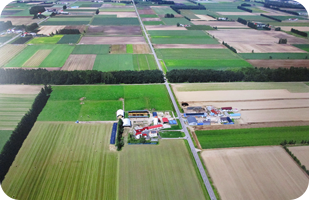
201, 146, 308, 200
143, 21, 164, 25
289, 146, 309, 168
110, 44, 127, 54
151, 6, 178, 15
133, 44, 151, 54
91, 17, 139, 25
79, 36, 146, 44
2, 122, 118, 200
133, 54, 157, 70
11, 36, 33, 44
86, 25, 142, 36
239, 53, 309, 60
93, 54, 134, 72
27, 35, 63, 44
37, 25, 66, 35
161, 18, 192, 25
247, 59, 309, 68
23, 49, 52, 67
72, 44, 110, 54
57, 34, 81, 44
38, 85, 174, 121
61, 54, 96, 71
0, 44, 26, 67
119, 140, 207, 200
0, 130, 12, 151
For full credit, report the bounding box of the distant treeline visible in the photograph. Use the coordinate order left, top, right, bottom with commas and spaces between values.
237, 6, 252, 13
237, 18, 247, 25
166, 67, 309, 83
291, 28, 308, 37
171, 5, 206, 14
0, 85, 52, 183
0, 69, 164, 85
0, 21, 12, 32
260, 14, 281, 22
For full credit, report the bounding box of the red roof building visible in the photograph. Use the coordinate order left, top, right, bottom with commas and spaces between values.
211, 109, 219, 115
162, 118, 169, 123
221, 107, 232, 111
135, 124, 163, 135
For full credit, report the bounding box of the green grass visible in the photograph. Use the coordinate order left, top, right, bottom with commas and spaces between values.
57, 34, 81, 44
201, 2, 246, 12
293, 44, 309, 52
143, 21, 164, 25
133, 54, 157, 70
41, 20, 91, 25
93, 54, 134, 72
239, 53, 309, 60
126, 44, 133, 53
72, 45, 110, 54
38, 85, 174, 121
48, 17, 92, 22
160, 131, 185, 138
91, 17, 140, 25
0, 130, 12, 152
186, 25, 215, 30
4, 44, 74, 68
196, 126, 309, 149
140, 14, 158, 18
119, 140, 208, 200
174, 82, 309, 93
179, 10, 199, 19
152, 7, 178, 15
99, 7, 135, 12
2, 122, 118, 200
268, 22, 309, 26
27, 35, 63, 44
161, 18, 192, 25
223, 15, 275, 22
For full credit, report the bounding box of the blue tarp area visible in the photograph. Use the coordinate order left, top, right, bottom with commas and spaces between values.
110, 123, 117, 144
169, 120, 177, 125
197, 123, 203, 125
153, 112, 157, 117
230, 113, 241, 117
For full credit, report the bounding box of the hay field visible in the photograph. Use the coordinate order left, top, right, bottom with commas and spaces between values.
79, 36, 146, 44
289, 146, 309, 168
133, 44, 151, 54
23, 49, 52, 67
2, 122, 118, 200
110, 44, 126, 54
119, 140, 207, 200
98, 11, 137, 17
37, 26, 65, 35
232, 43, 306, 53
201, 146, 308, 200
0, 44, 26, 67
27, 35, 63, 44
61, 54, 96, 71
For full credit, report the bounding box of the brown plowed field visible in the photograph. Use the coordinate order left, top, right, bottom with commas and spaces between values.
0, 17, 40, 25
0, 85, 42, 94
65, 25, 87, 33
138, 8, 155, 15
0, 44, 26, 67
142, 18, 161, 21
133, 44, 151, 54
23, 49, 52, 67
192, 21, 248, 28
289, 146, 309, 168
110, 44, 126, 54
145, 25, 187, 30
86, 26, 142, 36
37, 26, 65, 35
61, 54, 96, 71
79, 36, 146, 44
201, 146, 308, 200
153, 44, 226, 49
98, 12, 137, 18
248, 59, 309, 68
232, 43, 306, 53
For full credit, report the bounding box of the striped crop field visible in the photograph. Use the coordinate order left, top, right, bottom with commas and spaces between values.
2, 122, 118, 200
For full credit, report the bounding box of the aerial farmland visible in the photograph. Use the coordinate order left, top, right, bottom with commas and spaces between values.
0, 0, 309, 200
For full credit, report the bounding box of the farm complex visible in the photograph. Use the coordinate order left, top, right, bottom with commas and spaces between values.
1, 0, 309, 200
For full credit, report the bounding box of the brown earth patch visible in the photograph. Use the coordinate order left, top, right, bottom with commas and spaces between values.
110, 44, 126, 54
231, 43, 307, 53
37, 26, 66, 35
23, 49, 52, 67
0, 44, 26, 67
86, 25, 142, 36
0, 85, 43, 94
192, 21, 248, 28
248, 59, 309, 68
138, 8, 156, 15
145, 25, 187, 30
61, 54, 96, 71
289, 146, 309, 168
153, 44, 226, 49
193, 15, 216, 21
98, 11, 137, 18
133, 44, 151, 54
79, 36, 146, 44
0, 17, 40, 25
142, 18, 161, 21
65, 25, 87, 33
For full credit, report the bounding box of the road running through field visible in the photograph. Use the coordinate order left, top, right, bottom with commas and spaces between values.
132, 1, 217, 200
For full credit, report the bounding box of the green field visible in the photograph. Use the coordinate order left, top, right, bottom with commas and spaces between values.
186, 25, 215, 30
224, 15, 275, 22
160, 131, 185, 138
38, 85, 174, 121
293, 44, 309, 52
173, 82, 309, 93
119, 140, 208, 200
27, 35, 63, 44
41, 21, 91, 25
0, 130, 12, 152
4, 45, 74, 68
239, 52, 309, 60
140, 14, 158, 18
161, 18, 192, 25
196, 126, 309, 149
47, 17, 92, 21
180, 10, 199, 19
152, 7, 178, 15
2, 122, 118, 200
0, 36, 14, 44
57, 34, 81, 44
201, 2, 246, 12
143, 21, 164, 25
126, 44, 133, 53
93, 54, 134, 72
133, 54, 158, 70
72, 45, 110, 54
91, 17, 140, 25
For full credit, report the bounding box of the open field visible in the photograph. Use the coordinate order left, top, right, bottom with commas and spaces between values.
38, 85, 174, 121
98, 11, 137, 18
37, 26, 66, 35
110, 44, 126, 54
154, 44, 226, 49
196, 126, 309, 149
293, 44, 309, 52
185, 25, 215, 30
161, 18, 192, 26
143, 21, 164, 25
86, 25, 142, 36
289, 146, 309, 168
91, 17, 139, 25
0, 130, 12, 151
64, 25, 87, 33
57, 34, 81, 44
0, 36, 13, 44
61, 54, 96, 71
93, 54, 134, 72
133, 44, 151, 54
133, 54, 157, 70
72, 45, 110, 54
192, 21, 248, 28
201, 146, 308, 200
2, 122, 118, 200
145, 25, 187, 30
231, 43, 306, 53
138, 8, 156, 15
41, 21, 91, 26
151, 6, 178, 15
239, 53, 309, 60
160, 131, 185, 138
27, 35, 63, 44
0, 17, 40, 25
142, 18, 161, 21
0, 44, 26, 67
119, 140, 207, 200
23, 49, 52, 67
281, 26, 309, 32
99, 7, 135, 12
247, 59, 309, 68
79, 36, 146, 44
11, 36, 33, 44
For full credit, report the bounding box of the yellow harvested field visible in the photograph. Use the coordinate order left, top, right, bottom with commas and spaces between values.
145, 25, 187, 30
133, 44, 151, 54
289, 146, 309, 168
281, 26, 309, 32
0, 85, 42, 94
201, 146, 308, 200
61, 54, 96, 71
0, 44, 26, 67
98, 11, 137, 17
23, 49, 52, 67
194, 15, 216, 21
79, 36, 146, 44
37, 26, 65, 35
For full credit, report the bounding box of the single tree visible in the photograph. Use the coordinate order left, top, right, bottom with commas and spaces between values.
63, 5, 67, 10
177, 23, 180, 27
96, 9, 99, 15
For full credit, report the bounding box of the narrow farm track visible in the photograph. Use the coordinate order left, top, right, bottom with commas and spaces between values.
133, 1, 217, 200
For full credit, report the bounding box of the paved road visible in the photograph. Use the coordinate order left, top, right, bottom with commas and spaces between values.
133, 2, 217, 200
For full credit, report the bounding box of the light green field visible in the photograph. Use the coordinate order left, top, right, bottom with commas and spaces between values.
173, 82, 309, 93
4, 45, 74, 68
152, 7, 178, 15
38, 85, 174, 121
0, 130, 12, 152
93, 54, 134, 72
47, 17, 92, 21
57, 34, 81, 44
99, 7, 135, 12
126, 44, 133, 53
2, 122, 118, 200
27, 35, 63, 44
119, 140, 208, 200
143, 21, 164, 25
140, 14, 158, 18
72, 45, 110, 54
133, 54, 158, 70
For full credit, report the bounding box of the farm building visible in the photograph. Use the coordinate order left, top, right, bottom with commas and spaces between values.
187, 116, 197, 126
221, 107, 232, 111
123, 118, 132, 127
128, 110, 149, 118
117, 109, 124, 118
184, 113, 206, 117
229, 113, 241, 119
162, 117, 169, 124
152, 112, 158, 118
135, 124, 163, 139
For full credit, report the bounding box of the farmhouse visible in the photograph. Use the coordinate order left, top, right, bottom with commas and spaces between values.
135, 124, 163, 139
187, 116, 198, 126
128, 110, 149, 118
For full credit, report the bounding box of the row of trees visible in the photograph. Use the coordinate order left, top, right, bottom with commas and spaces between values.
0, 85, 52, 182
291, 28, 308, 37
0, 69, 164, 85
0, 21, 12, 32
222, 41, 237, 53
57, 29, 80, 34
164, 13, 175, 18
282, 145, 309, 176
115, 119, 124, 151
166, 67, 309, 83
260, 14, 282, 22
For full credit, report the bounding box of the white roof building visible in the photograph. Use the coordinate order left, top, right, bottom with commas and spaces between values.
117, 109, 124, 118
122, 118, 131, 127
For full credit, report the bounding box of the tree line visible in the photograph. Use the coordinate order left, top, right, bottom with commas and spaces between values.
0, 85, 52, 183
116, 119, 124, 151
166, 67, 309, 83
0, 69, 164, 85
